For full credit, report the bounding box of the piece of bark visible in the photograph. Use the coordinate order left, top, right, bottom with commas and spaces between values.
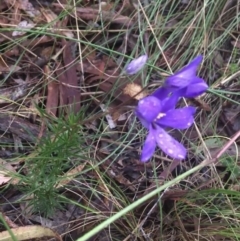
0, 115, 43, 142
57, 40, 81, 114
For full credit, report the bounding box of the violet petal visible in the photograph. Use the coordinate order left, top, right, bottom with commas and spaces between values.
160, 91, 182, 112
165, 55, 203, 88
173, 55, 203, 78
152, 86, 170, 101
125, 54, 148, 75
135, 109, 150, 129
140, 127, 157, 162
153, 125, 187, 160
184, 78, 208, 98
156, 106, 196, 129
165, 76, 190, 89
136, 96, 162, 123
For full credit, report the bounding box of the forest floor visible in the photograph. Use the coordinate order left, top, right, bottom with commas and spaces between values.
0, 1, 240, 241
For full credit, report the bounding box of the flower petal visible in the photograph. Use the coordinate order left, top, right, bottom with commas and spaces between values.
184, 78, 208, 98
125, 54, 148, 75
165, 76, 191, 89
136, 96, 162, 123
141, 127, 157, 162
135, 109, 150, 129
153, 126, 187, 160
152, 86, 170, 101
156, 106, 196, 129
165, 55, 203, 88
174, 55, 203, 79
160, 91, 182, 112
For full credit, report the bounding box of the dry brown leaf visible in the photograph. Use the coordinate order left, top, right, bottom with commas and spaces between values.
0, 225, 62, 241
0, 158, 17, 185
41, 8, 74, 38
0, 55, 21, 74
100, 104, 117, 129
53, 4, 133, 26
1, 212, 19, 228
56, 163, 86, 189
12, 20, 35, 37
0, 172, 12, 185
123, 83, 148, 100
5, 0, 41, 18
212, 51, 224, 68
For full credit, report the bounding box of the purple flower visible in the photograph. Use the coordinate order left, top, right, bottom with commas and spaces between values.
125, 54, 148, 75
153, 55, 208, 99
136, 94, 196, 162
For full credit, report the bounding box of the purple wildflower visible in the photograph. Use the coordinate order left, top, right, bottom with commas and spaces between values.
135, 55, 208, 162
125, 54, 148, 75
153, 55, 208, 99
136, 93, 196, 162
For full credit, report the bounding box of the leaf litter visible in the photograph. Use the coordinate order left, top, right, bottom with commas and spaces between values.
0, 0, 240, 240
